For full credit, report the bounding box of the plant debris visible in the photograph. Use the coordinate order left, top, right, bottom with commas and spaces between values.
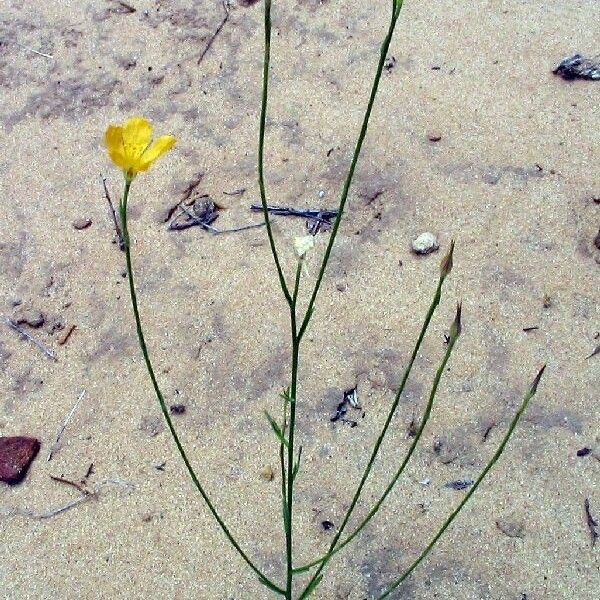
57, 324, 76, 346
169, 404, 186, 415
197, 0, 231, 65
100, 174, 125, 250
250, 203, 338, 234
13, 306, 45, 328
331, 387, 363, 427
0, 436, 41, 484
0, 479, 134, 519
169, 198, 264, 235
553, 54, 600, 80
169, 196, 221, 231
522, 326, 539, 332
444, 479, 474, 491
5, 318, 57, 361
47, 390, 86, 461
584, 498, 598, 547
586, 344, 600, 360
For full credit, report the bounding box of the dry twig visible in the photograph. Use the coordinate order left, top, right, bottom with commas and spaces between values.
5, 318, 57, 361
47, 390, 86, 461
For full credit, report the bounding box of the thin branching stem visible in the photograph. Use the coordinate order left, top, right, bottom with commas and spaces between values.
298, 277, 448, 594
120, 180, 285, 596
285, 332, 300, 599
302, 307, 459, 577
297, 0, 405, 342
259, 0, 292, 307
377, 366, 545, 599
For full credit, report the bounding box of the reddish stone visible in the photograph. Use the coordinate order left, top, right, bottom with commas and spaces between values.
0, 436, 41, 484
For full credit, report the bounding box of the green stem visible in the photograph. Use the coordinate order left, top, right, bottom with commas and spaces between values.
285, 332, 300, 599
297, 0, 405, 342
119, 180, 284, 596
259, 0, 292, 307
304, 314, 458, 577
298, 276, 446, 594
377, 366, 546, 599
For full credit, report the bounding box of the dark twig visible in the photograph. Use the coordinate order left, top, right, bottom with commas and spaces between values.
50, 475, 91, 496
584, 498, 598, 547
100, 174, 125, 250
250, 203, 338, 226
223, 188, 246, 196
170, 204, 265, 235
198, 0, 231, 65
5, 318, 57, 361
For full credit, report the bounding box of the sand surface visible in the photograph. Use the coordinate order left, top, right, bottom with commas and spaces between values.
0, 1, 598, 598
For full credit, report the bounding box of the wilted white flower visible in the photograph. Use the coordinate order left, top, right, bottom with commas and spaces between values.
294, 235, 314, 259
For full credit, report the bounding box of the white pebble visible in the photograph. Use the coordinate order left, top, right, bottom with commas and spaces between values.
412, 232, 439, 255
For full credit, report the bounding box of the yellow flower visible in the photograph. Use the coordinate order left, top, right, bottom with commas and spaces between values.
105, 116, 176, 179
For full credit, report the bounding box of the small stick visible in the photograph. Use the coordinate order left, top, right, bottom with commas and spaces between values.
250, 203, 338, 225
100, 174, 125, 250
50, 475, 90, 495
5, 318, 57, 361
14, 41, 53, 59
47, 390, 86, 461
174, 204, 265, 235
197, 0, 230, 65
584, 498, 598, 547
585, 344, 600, 360
223, 188, 246, 196
0, 479, 134, 520
57, 324, 76, 346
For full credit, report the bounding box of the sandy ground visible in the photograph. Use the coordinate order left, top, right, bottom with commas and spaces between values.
0, 1, 598, 598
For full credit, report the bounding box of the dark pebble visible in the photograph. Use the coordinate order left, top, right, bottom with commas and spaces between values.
0, 436, 41, 484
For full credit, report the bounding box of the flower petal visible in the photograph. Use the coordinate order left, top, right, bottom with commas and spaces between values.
122, 116, 153, 161
137, 135, 176, 171
104, 125, 128, 170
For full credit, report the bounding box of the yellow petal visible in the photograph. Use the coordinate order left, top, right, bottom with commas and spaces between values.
122, 116, 153, 161
137, 135, 176, 171
104, 125, 129, 170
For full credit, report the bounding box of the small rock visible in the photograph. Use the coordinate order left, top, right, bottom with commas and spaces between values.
594, 229, 600, 251
0, 436, 41, 484
321, 520, 334, 531
412, 232, 439, 255
169, 404, 186, 415
335, 282, 347, 292
427, 131, 442, 142
496, 518, 525, 538
14, 306, 45, 328
72, 217, 92, 230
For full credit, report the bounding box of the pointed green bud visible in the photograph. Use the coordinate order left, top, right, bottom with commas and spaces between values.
528, 364, 546, 396
440, 239, 455, 278
448, 301, 462, 341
